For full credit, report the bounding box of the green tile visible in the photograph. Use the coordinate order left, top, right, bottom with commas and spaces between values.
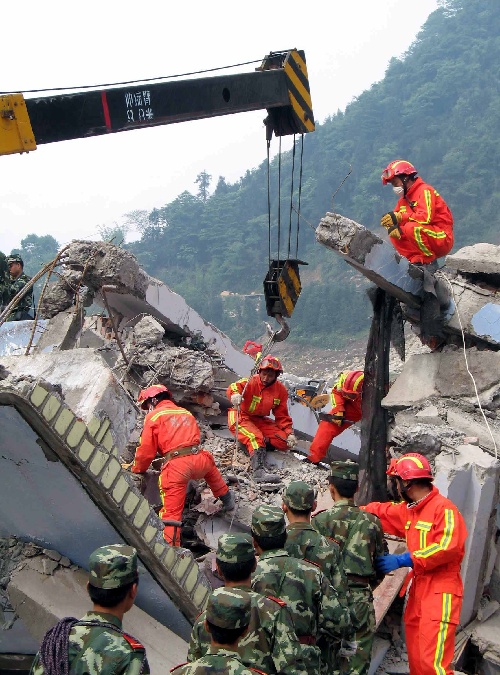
112, 476, 129, 504
95, 418, 110, 443
30, 385, 48, 408
89, 449, 107, 476
43, 396, 61, 422
66, 420, 86, 448
193, 584, 210, 609
133, 501, 150, 529
154, 542, 167, 558
78, 440, 96, 463
101, 430, 114, 452
54, 409, 75, 436
87, 416, 101, 438
143, 525, 157, 543
163, 547, 177, 570
123, 491, 140, 516
184, 564, 200, 595
100, 457, 121, 489
173, 554, 192, 581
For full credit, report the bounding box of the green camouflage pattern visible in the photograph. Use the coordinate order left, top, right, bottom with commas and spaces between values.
339, 586, 376, 675
251, 505, 286, 537
329, 460, 359, 481
206, 588, 251, 629
7, 272, 33, 317
0, 251, 9, 308
313, 500, 386, 675
216, 534, 255, 564
312, 499, 386, 579
285, 522, 349, 603
189, 585, 307, 675
251, 549, 351, 672
88, 544, 138, 589
282, 480, 316, 511
174, 648, 259, 674
30, 611, 149, 675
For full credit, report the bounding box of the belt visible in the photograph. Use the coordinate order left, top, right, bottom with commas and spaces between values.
347, 574, 372, 586
163, 445, 200, 463
298, 635, 317, 646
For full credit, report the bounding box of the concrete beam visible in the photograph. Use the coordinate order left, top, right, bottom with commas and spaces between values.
434, 445, 500, 624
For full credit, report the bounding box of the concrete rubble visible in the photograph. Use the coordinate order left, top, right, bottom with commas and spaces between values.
0, 235, 499, 673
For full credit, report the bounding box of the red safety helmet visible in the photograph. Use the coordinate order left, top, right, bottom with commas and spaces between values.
387, 453, 433, 481
336, 370, 364, 397
381, 160, 418, 185
137, 384, 172, 409
258, 355, 283, 374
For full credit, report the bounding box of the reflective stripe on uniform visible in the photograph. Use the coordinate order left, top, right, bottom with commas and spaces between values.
150, 408, 193, 422
228, 409, 260, 449
414, 226, 447, 257
248, 395, 262, 413
433, 593, 452, 675
414, 509, 454, 559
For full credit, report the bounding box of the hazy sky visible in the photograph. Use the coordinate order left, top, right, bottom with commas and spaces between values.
1, 1, 438, 253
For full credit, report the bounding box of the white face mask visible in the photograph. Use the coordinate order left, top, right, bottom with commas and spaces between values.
393, 185, 404, 196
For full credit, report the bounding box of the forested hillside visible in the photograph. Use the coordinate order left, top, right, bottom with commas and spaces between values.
15, 0, 500, 349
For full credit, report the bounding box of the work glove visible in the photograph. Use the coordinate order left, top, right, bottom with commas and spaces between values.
338, 639, 359, 659
286, 433, 297, 448
380, 211, 403, 239
121, 462, 133, 471
331, 412, 344, 426
375, 551, 413, 574
231, 393, 243, 407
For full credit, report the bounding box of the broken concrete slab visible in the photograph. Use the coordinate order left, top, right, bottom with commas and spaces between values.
0, 320, 48, 357
8, 562, 188, 669
469, 608, 500, 669
446, 408, 500, 456
434, 445, 500, 624
446, 243, 500, 278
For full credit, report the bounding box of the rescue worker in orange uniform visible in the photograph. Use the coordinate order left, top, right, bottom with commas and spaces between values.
362, 453, 467, 675
227, 356, 295, 483
380, 160, 454, 265
127, 385, 234, 545
308, 370, 364, 465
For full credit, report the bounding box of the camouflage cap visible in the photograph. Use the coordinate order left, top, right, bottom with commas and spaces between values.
88, 544, 138, 589
216, 533, 255, 564
206, 587, 251, 629
330, 460, 359, 481
282, 480, 316, 511
251, 504, 286, 537
6, 254, 23, 265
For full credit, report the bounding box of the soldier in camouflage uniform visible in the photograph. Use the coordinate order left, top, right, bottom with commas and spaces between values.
189, 533, 306, 675
6, 254, 34, 320
0, 251, 10, 311
282, 480, 351, 672
172, 588, 265, 674
30, 544, 149, 675
251, 504, 351, 673
313, 461, 386, 675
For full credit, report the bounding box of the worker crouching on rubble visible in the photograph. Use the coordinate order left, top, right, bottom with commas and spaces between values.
362, 453, 467, 675
227, 355, 296, 483
308, 370, 364, 465
380, 159, 454, 266
125, 385, 234, 546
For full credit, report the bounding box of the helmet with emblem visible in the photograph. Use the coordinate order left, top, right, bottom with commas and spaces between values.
335, 370, 364, 399
257, 355, 283, 374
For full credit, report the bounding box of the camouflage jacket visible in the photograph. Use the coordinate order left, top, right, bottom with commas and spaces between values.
285, 522, 349, 602
0, 252, 9, 307
252, 550, 350, 642
30, 611, 150, 675
7, 272, 33, 315
313, 499, 386, 584
188, 585, 307, 675
172, 648, 264, 674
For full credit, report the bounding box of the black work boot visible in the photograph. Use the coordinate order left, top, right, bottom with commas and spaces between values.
220, 489, 236, 511
250, 448, 281, 483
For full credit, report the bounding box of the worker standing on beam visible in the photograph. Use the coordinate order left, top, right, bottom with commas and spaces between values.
308, 370, 364, 465
380, 160, 454, 265
227, 355, 296, 483
125, 385, 235, 546
362, 453, 467, 675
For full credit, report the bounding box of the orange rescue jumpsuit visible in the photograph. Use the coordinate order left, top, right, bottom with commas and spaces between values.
132, 400, 228, 545
308, 388, 362, 464
227, 375, 293, 455
390, 177, 454, 264
363, 486, 467, 675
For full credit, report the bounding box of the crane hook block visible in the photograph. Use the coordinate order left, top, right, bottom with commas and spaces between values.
0, 94, 37, 155
263, 259, 307, 319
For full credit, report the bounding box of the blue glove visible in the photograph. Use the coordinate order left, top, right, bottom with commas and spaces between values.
375, 552, 413, 574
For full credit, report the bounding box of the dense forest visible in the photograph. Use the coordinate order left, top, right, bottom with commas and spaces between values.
13, 0, 500, 348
